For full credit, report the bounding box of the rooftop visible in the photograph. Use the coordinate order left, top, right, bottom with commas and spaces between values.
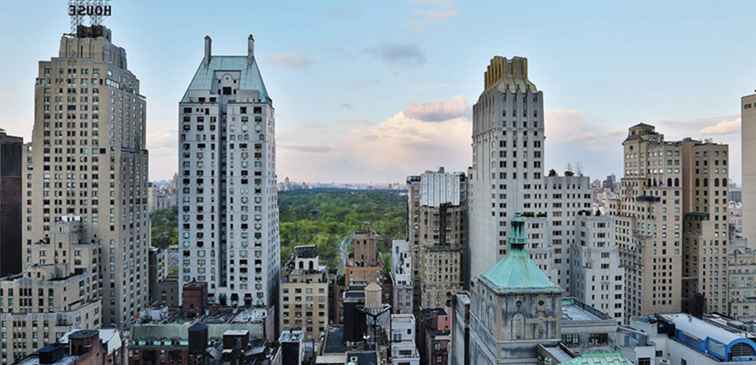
560, 298, 610, 322
322, 326, 346, 354
182, 49, 269, 102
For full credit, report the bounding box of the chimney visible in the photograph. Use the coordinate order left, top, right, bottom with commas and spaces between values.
204, 35, 212, 65
247, 34, 255, 64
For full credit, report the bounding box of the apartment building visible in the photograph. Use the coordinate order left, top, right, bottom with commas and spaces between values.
177, 35, 280, 317
344, 230, 382, 286
0, 216, 101, 364
0, 130, 23, 277
280, 245, 329, 340
25, 24, 149, 324
407, 168, 466, 309
391, 240, 413, 314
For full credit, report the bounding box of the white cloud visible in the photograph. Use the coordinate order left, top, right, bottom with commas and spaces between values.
404, 96, 467, 122
700, 117, 741, 135
268, 53, 314, 69
412, 0, 458, 23
366, 44, 426, 66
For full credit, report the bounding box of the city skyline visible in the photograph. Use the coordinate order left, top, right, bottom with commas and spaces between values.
0, 0, 753, 183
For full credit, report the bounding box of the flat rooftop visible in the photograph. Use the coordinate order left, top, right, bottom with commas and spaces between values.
561, 298, 609, 321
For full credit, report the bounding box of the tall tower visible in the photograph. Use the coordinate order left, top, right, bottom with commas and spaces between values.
178, 35, 280, 318
742, 93, 756, 244
469, 57, 545, 280
25, 22, 149, 325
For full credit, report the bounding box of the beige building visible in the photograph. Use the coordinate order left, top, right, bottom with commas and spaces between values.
680, 139, 730, 314
345, 230, 383, 286
743, 93, 756, 245
0, 216, 101, 365
280, 245, 329, 341
611, 123, 684, 317
407, 168, 466, 310
611, 124, 730, 319
25, 24, 149, 325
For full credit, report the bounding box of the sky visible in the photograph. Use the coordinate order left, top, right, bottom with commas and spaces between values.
0, 0, 754, 184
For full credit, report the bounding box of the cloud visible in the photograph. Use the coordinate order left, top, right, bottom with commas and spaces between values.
268, 53, 314, 69
700, 117, 741, 135
276, 111, 471, 182
366, 44, 426, 66
404, 96, 467, 122
411, 0, 458, 24
279, 144, 332, 153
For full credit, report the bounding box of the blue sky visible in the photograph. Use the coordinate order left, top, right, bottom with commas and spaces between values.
1, 0, 753, 183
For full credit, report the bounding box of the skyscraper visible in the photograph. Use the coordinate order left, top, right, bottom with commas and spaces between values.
742, 92, 756, 245
407, 168, 467, 309
25, 24, 148, 325
468, 57, 592, 290
611, 124, 730, 317
177, 35, 280, 318
0, 130, 23, 277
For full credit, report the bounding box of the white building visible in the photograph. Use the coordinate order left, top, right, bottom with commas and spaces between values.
570, 212, 625, 323
178, 35, 280, 317
468, 57, 592, 293
391, 240, 413, 314
390, 314, 421, 365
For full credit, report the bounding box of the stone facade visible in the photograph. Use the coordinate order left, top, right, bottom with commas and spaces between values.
26, 25, 149, 325
469, 216, 562, 364
0, 217, 101, 364
0, 130, 22, 277
742, 93, 756, 245
280, 245, 329, 340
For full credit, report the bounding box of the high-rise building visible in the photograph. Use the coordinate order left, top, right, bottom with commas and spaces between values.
177, 35, 280, 317
680, 138, 729, 314
570, 211, 625, 323
742, 93, 756, 244
279, 245, 329, 341
0, 216, 101, 364
611, 124, 730, 317
25, 24, 149, 325
407, 168, 466, 309
0, 130, 23, 277
468, 57, 592, 290
469, 57, 545, 280
611, 123, 684, 317
728, 235, 756, 320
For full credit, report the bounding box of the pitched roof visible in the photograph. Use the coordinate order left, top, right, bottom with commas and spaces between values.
182, 56, 269, 102
479, 214, 560, 293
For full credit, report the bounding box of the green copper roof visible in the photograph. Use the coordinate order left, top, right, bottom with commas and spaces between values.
480, 214, 559, 293
562, 351, 632, 365
182, 56, 269, 102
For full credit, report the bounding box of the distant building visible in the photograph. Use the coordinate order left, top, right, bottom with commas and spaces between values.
390, 314, 420, 365
390, 240, 413, 314
344, 231, 383, 286
406, 168, 466, 309
279, 329, 304, 365
0, 217, 101, 364
16, 329, 125, 365
0, 130, 22, 277
468, 215, 562, 364
280, 245, 329, 341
